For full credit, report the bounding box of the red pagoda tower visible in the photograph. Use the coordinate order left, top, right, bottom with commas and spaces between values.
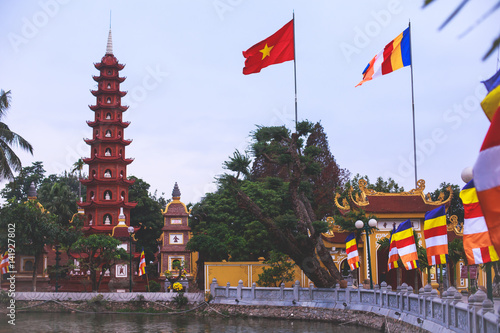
79, 29, 137, 234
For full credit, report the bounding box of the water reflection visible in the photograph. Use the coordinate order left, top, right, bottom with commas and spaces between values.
5, 312, 379, 333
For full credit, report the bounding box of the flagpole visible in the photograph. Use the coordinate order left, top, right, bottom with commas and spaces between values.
409, 20, 417, 189
293, 11, 298, 131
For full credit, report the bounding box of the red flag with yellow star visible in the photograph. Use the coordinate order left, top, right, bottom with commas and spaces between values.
243, 19, 294, 75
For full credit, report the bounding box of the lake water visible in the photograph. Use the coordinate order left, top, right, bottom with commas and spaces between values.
3, 312, 380, 333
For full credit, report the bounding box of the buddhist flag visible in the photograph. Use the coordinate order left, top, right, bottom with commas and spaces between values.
138, 250, 146, 277
387, 225, 399, 271
345, 233, 360, 270
394, 220, 419, 270
461, 180, 500, 264
0, 251, 9, 274
356, 27, 411, 87
480, 69, 500, 121
423, 205, 448, 265
243, 19, 294, 75
474, 108, 500, 255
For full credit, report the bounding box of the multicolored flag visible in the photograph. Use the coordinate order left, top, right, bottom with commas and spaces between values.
0, 251, 9, 274
460, 180, 499, 264
356, 27, 411, 87
138, 250, 146, 277
394, 219, 419, 270
480, 69, 500, 121
473, 108, 500, 255
387, 225, 399, 271
345, 233, 360, 270
243, 19, 294, 75
423, 205, 448, 265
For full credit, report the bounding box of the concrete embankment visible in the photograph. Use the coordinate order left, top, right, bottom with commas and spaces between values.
3, 300, 427, 332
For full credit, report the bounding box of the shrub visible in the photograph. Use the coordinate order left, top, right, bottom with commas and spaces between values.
148, 280, 161, 292
173, 292, 188, 308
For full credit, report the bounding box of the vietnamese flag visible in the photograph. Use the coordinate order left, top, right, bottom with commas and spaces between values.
243, 19, 294, 75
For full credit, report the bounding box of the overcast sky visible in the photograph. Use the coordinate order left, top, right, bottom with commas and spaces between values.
1, 1, 498, 205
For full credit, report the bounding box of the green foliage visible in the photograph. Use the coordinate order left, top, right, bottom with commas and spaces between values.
187, 180, 278, 262
71, 234, 129, 291
148, 280, 161, 292
333, 209, 376, 234
422, 1, 499, 60
223, 150, 251, 180
429, 182, 462, 222
0, 161, 45, 201
172, 292, 188, 308
87, 294, 106, 307
128, 176, 165, 267
0, 290, 9, 304
257, 251, 295, 287
0, 89, 34, 181
448, 238, 466, 265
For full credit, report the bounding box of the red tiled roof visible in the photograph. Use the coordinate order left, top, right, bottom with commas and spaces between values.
355, 195, 448, 214
321, 232, 350, 244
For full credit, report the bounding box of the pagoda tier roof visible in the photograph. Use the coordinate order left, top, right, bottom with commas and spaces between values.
78, 200, 137, 209
83, 155, 134, 164
321, 231, 350, 245
335, 179, 453, 216
84, 136, 132, 146
81, 225, 139, 237
93, 75, 126, 83
94, 54, 125, 70
91, 89, 127, 97
80, 176, 135, 186
86, 120, 130, 128
161, 225, 191, 232
89, 104, 129, 112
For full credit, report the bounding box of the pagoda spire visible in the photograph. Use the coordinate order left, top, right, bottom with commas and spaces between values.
106, 28, 113, 55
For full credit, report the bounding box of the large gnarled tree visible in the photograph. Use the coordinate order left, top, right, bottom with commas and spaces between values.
224, 121, 343, 287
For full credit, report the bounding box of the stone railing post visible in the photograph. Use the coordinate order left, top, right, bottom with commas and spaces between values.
251, 282, 256, 300
280, 282, 285, 300
468, 289, 487, 333
405, 285, 413, 312
400, 283, 408, 312
309, 282, 314, 301
225, 282, 230, 298
210, 278, 218, 299
442, 286, 460, 328
374, 284, 380, 307
293, 280, 299, 302
380, 281, 387, 307
479, 298, 494, 333
421, 284, 433, 319
346, 281, 352, 305
334, 283, 339, 302
237, 280, 243, 300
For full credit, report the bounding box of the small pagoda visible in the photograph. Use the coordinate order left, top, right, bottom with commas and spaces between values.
79, 29, 137, 234
160, 183, 193, 277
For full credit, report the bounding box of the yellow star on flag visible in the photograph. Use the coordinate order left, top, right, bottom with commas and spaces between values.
259, 44, 274, 60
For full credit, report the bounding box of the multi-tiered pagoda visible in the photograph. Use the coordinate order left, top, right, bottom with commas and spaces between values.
79, 29, 137, 234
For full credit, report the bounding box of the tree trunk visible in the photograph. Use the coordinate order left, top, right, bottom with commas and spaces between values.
492, 262, 500, 297
195, 255, 206, 291
32, 255, 39, 292
234, 186, 338, 287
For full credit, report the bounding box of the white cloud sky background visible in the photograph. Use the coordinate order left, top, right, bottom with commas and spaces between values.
0, 0, 498, 205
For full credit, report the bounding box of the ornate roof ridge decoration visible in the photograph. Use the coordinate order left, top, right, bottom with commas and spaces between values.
321, 217, 345, 237
334, 193, 351, 211
356, 178, 453, 206
350, 185, 369, 207
448, 215, 463, 236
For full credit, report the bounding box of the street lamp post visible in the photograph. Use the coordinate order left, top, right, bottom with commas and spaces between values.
128, 226, 134, 292
355, 218, 377, 289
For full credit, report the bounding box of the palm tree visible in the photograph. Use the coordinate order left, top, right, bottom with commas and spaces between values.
71, 158, 84, 198
0, 90, 33, 180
